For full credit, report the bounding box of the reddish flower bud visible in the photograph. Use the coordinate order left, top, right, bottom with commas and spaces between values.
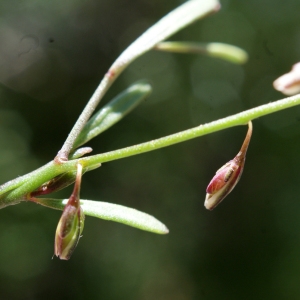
204, 121, 252, 210
55, 164, 85, 260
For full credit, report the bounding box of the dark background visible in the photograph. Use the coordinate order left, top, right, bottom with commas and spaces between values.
0, 0, 300, 299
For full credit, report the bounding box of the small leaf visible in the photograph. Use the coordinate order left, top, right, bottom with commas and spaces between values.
70, 147, 93, 159
155, 42, 248, 64
73, 81, 152, 148
31, 198, 169, 235
113, 0, 220, 70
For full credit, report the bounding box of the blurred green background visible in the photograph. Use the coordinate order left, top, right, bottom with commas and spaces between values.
1, 0, 300, 299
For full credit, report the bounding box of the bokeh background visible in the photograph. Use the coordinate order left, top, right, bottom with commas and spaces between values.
0, 0, 300, 299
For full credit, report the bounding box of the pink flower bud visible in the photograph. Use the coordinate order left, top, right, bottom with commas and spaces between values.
55, 164, 85, 260
204, 121, 252, 210
273, 62, 300, 95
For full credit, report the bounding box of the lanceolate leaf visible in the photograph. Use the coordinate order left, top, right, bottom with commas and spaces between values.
112, 0, 220, 71
31, 198, 169, 235
73, 81, 152, 149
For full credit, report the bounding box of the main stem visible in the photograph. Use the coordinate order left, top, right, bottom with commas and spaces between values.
82, 92, 300, 165
3, 92, 300, 204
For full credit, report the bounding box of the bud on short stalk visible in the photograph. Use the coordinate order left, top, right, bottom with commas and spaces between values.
55, 163, 85, 260
204, 121, 253, 210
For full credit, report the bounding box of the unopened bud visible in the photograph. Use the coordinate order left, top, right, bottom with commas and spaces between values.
55, 163, 84, 260
204, 121, 253, 210
273, 62, 300, 95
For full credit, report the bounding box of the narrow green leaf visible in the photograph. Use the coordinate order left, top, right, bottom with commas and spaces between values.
81, 200, 169, 234
31, 198, 169, 235
155, 42, 248, 64
73, 81, 152, 149
113, 0, 220, 72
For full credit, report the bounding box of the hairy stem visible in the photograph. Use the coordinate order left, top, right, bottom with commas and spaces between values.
83, 92, 300, 165
2, 92, 300, 205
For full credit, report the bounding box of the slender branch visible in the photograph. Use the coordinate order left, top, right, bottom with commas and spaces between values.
82, 92, 300, 165
55, 0, 220, 162
2, 92, 300, 206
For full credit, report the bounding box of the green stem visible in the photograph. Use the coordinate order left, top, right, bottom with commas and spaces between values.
2, 92, 300, 204
82, 92, 300, 165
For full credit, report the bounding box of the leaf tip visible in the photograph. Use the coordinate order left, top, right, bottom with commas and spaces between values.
162, 226, 169, 234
